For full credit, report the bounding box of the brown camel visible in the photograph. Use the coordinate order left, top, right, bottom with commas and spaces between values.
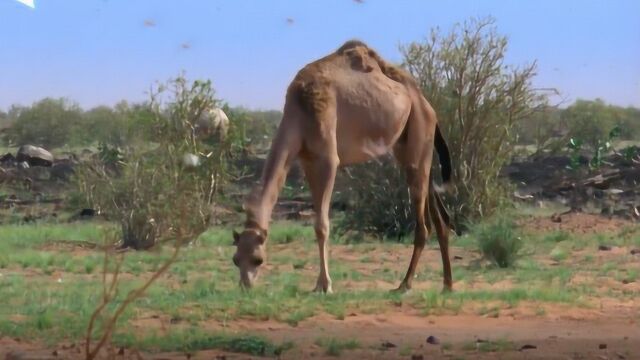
233, 40, 453, 293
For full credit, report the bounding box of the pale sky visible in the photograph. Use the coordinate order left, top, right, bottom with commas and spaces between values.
1, 0, 639, 110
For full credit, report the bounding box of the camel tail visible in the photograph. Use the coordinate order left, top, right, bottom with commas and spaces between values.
435, 124, 452, 184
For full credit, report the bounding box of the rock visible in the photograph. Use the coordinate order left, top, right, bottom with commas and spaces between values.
17, 161, 30, 169
631, 249, 640, 255
16, 145, 54, 167
0, 152, 16, 165
380, 341, 396, 349
5, 351, 57, 360
182, 153, 200, 167
195, 107, 229, 140
599, 343, 607, 349
19, 166, 51, 181
426, 335, 440, 345
453, 255, 463, 260
519, 344, 537, 351
598, 245, 612, 251
70, 208, 97, 221
50, 160, 75, 181
550, 213, 562, 223
411, 355, 424, 360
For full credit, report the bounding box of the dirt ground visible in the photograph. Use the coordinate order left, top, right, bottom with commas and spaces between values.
1, 213, 639, 360
2, 307, 638, 359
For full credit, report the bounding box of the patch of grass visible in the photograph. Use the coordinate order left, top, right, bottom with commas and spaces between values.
268, 221, 315, 244
599, 261, 617, 276
416, 286, 579, 313
472, 216, 522, 268
315, 337, 360, 356
461, 339, 514, 352
117, 328, 293, 355
543, 231, 571, 243
399, 345, 413, 356
550, 246, 569, 262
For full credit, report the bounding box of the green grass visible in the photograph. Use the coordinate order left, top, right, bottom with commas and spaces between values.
315, 337, 360, 356
0, 217, 632, 353
114, 329, 293, 355
267, 221, 315, 244
550, 246, 569, 262
461, 339, 514, 352
472, 215, 522, 268
543, 231, 572, 243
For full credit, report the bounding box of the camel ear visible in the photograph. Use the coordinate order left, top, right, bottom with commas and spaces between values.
233, 230, 240, 245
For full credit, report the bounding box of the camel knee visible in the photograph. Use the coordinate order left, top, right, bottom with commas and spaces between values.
414, 224, 429, 246
314, 222, 329, 241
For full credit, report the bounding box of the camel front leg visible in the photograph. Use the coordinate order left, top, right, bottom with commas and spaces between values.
302, 156, 338, 294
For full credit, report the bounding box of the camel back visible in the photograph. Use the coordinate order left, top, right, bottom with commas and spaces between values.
288, 40, 416, 118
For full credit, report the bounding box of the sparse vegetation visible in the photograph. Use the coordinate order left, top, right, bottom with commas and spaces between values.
401, 17, 550, 225
1, 13, 639, 360
472, 215, 522, 268
315, 337, 360, 356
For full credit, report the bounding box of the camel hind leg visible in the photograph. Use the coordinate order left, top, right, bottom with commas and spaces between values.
429, 183, 453, 292
393, 98, 438, 292
393, 162, 430, 293
393, 145, 433, 292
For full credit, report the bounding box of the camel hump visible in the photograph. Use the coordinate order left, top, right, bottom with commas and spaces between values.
337, 40, 414, 85
336, 39, 370, 54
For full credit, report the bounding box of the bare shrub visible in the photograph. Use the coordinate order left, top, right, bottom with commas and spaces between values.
473, 215, 522, 268
84, 203, 207, 359
81, 76, 225, 358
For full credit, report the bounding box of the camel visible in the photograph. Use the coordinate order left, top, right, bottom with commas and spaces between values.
232, 40, 453, 293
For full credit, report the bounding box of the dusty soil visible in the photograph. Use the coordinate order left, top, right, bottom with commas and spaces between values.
2, 213, 639, 360
520, 211, 635, 234
2, 311, 638, 359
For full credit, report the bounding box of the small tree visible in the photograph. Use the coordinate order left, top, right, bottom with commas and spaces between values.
6, 98, 84, 148
78, 76, 227, 249
401, 17, 549, 224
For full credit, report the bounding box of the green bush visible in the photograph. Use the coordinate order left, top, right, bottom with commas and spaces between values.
473, 215, 522, 268
77, 76, 227, 249
334, 156, 413, 240
401, 17, 549, 225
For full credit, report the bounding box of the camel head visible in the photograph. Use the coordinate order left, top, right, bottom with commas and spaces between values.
232, 228, 267, 289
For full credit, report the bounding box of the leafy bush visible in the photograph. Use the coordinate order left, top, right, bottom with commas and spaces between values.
78, 76, 227, 249
335, 156, 413, 240
336, 17, 545, 238
5, 98, 83, 148
473, 215, 522, 268
401, 17, 549, 224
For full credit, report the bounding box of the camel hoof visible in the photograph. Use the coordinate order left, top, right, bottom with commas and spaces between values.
312, 286, 333, 294
391, 283, 411, 294
312, 282, 333, 294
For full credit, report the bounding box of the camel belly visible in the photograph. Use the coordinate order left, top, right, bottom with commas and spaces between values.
334, 73, 411, 165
